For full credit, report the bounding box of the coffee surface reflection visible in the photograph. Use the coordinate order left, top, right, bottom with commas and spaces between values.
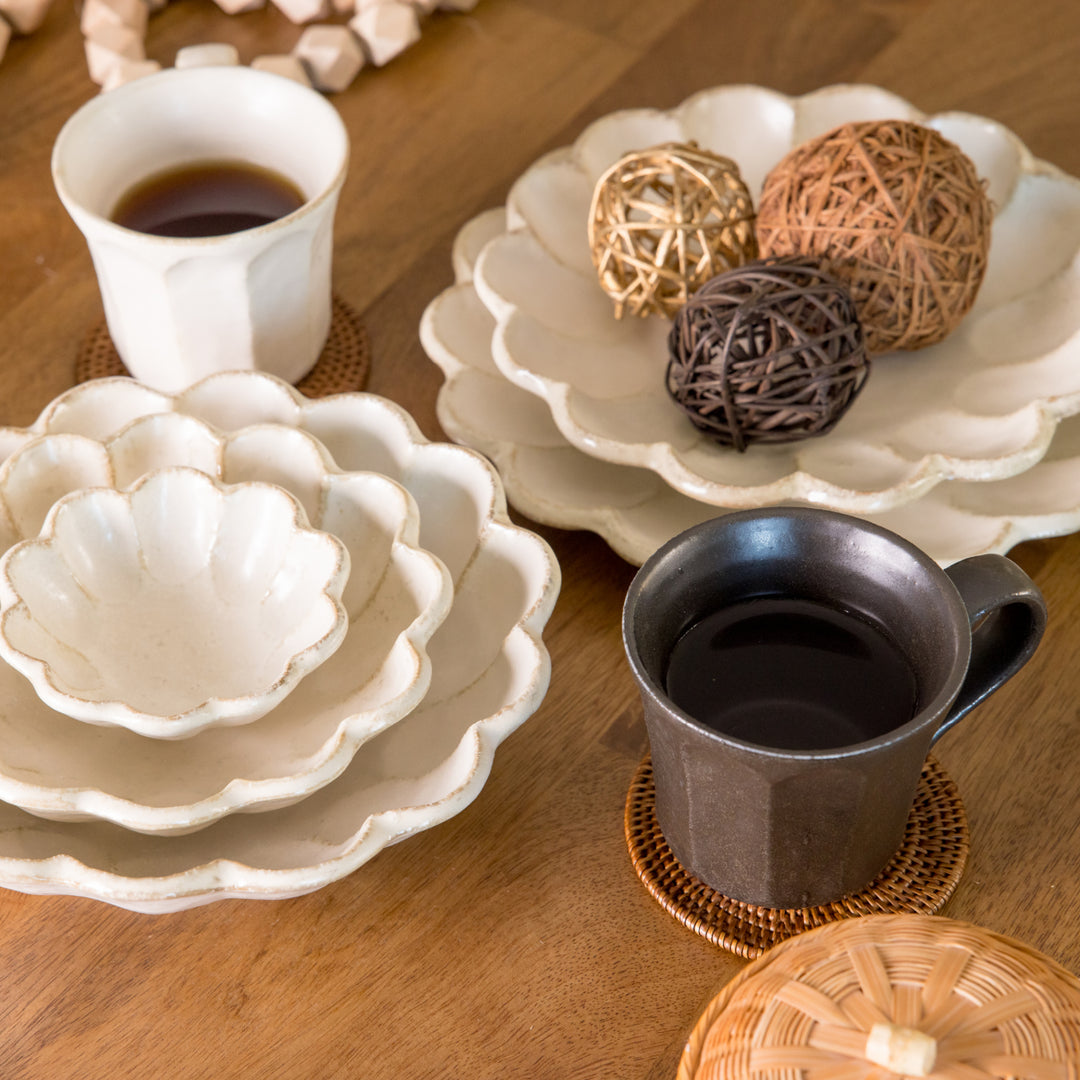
111, 160, 306, 238
664, 596, 919, 750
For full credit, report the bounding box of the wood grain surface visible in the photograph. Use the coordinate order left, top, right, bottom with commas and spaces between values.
1, 2, 1079, 1077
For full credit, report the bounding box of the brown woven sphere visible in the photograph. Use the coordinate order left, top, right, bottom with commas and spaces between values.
666, 257, 870, 452
757, 119, 992, 354
588, 142, 758, 320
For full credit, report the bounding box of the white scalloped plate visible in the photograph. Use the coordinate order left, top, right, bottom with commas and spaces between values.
472, 84, 1080, 512
0, 374, 559, 911
423, 208, 1080, 567
0, 416, 454, 831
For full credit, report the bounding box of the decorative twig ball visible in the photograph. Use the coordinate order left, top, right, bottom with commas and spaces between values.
588, 142, 758, 320
666, 257, 870, 451
756, 119, 992, 355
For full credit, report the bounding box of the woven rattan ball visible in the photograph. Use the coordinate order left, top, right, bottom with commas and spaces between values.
757, 119, 992, 355
588, 142, 758, 319
678, 913, 1080, 1080
666, 257, 869, 451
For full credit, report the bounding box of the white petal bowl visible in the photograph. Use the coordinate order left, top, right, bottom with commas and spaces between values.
0, 416, 452, 833
423, 207, 1080, 568
0, 468, 350, 738
0, 374, 559, 911
473, 84, 1080, 512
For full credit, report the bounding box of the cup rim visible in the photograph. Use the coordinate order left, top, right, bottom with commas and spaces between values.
50, 66, 350, 247
622, 507, 972, 760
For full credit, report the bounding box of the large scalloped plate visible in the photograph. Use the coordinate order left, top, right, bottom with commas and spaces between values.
423, 208, 1080, 567
0, 416, 453, 832
473, 84, 1080, 512
0, 374, 559, 911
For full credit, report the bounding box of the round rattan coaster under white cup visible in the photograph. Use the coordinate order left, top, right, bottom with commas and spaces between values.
625, 754, 969, 959
75, 294, 370, 397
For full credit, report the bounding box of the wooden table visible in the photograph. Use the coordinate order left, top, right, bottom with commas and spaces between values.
1, 1, 1078, 1076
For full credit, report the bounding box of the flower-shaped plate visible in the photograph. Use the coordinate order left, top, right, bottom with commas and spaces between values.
0, 413, 452, 832
0, 467, 351, 737
473, 84, 1080, 512
423, 208, 1080, 567
0, 374, 558, 910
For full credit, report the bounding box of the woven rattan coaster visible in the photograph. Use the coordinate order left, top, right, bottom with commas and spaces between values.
625, 754, 969, 959
75, 294, 370, 397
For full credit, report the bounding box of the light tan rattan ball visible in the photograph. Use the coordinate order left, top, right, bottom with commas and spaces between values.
587, 142, 758, 319
757, 120, 992, 355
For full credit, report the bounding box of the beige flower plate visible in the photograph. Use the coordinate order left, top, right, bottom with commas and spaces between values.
0, 375, 559, 910
473, 83, 1080, 512
0, 468, 351, 738
423, 208, 1080, 567
0, 415, 451, 833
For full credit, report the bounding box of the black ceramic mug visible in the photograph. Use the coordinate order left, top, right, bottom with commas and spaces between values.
622, 508, 1047, 910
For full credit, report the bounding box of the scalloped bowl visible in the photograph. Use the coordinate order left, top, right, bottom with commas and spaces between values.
0, 414, 454, 834
0, 468, 350, 738
0, 373, 558, 909
473, 83, 1080, 512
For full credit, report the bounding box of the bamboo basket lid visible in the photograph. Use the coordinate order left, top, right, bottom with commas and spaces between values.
678, 913, 1080, 1080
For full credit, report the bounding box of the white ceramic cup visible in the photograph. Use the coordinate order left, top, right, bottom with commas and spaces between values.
51, 66, 350, 392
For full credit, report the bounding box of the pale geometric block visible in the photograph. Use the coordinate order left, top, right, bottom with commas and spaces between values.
80, 0, 147, 37
269, 0, 328, 25
408, 0, 438, 13
349, 1, 418, 66
0, 0, 52, 35
101, 55, 161, 91
0, 16, 10, 64
251, 53, 313, 87
212, 0, 264, 12
175, 42, 240, 68
291, 25, 363, 92
84, 23, 145, 85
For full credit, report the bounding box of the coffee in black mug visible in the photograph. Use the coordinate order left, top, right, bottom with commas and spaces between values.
622, 508, 1046, 909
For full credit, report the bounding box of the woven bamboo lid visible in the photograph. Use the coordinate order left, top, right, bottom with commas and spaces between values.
678, 913, 1080, 1080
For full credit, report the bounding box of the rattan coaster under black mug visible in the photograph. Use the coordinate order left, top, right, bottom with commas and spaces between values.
625, 754, 969, 959
75, 294, 370, 397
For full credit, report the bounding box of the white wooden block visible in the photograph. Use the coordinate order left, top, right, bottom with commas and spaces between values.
292, 25, 363, 92
269, 0, 328, 25
251, 53, 313, 87
175, 42, 240, 68
212, 0, 264, 14
349, 1, 418, 66
84, 23, 145, 85
0, 0, 52, 35
0, 16, 10, 63
80, 0, 147, 37
101, 55, 161, 90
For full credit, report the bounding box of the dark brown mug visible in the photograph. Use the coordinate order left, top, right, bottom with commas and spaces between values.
622, 508, 1046, 910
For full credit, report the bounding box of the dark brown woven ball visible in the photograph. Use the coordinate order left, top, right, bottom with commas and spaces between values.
666, 257, 870, 451
757, 119, 992, 355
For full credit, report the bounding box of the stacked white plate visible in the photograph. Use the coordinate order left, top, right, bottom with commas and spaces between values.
0, 373, 560, 912
421, 84, 1080, 567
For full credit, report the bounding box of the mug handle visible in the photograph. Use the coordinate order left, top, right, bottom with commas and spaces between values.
933, 553, 1047, 742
